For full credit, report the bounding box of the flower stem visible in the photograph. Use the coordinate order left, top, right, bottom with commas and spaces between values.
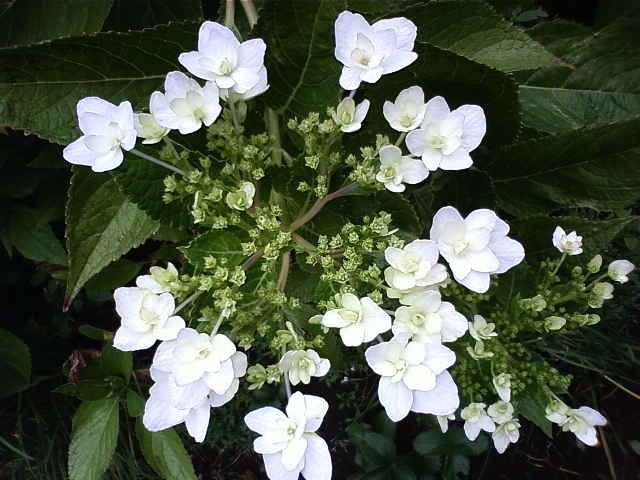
242, 249, 264, 271
551, 253, 567, 276
291, 232, 316, 250
224, 0, 235, 28
174, 290, 202, 315
228, 99, 241, 133
240, 0, 259, 28
211, 310, 227, 335
287, 183, 360, 232
394, 132, 406, 147
348, 89, 357, 98
277, 252, 292, 399
130, 149, 185, 176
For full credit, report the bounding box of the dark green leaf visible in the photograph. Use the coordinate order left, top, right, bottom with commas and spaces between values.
520, 86, 640, 133
9, 206, 67, 265
103, 0, 203, 31
84, 258, 142, 293
78, 324, 114, 342
0, 0, 113, 48
347, 423, 396, 471
413, 427, 488, 457
516, 385, 553, 438
53, 379, 113, 401
100, 344, 132, 382
0, 22, 198, 144
179, 229, 247, 269
126, 390, 145, 418
486, 117, 640, 216
68, 398, 119, 480
0, 329, 31, 398
527, 20, 592, 58
135, 419, 198, 480
65, 168, 158, 308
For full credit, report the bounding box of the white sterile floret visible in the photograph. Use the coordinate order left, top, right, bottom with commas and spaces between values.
334, 11, 417, 90
384, 239, 448, 291
376, 144, 429, 192
151, 328, 237, 388
588, 282, 614, 308
278, 349, 331, 386
321, 293, 391, 346
405, 96, 486, 171
136, 262, 179, 294
365, 334, 459, 422
552, 226, 583, 255
244, 392, 332, 480
134, 112, 169, 144
179, 21, 266, 95
143, 351, 247, 442
468, 314, 498, 341
332, 97, 370, 132
437, 413, 455, 433
430, 206, 525, 294
226, 181, 256, 211
546, 402, 607, 446
220, 66, 269, 101
63, 97, 136, 172
150, 71, 222, 134
608, 259, 635, 284
487, 400, 514, 425
460, 403, 496, 441
392, 289, 467, 343
113, 287, 185, 351
383, 86, 426, 132
492, 418, 520, 454
492, 373, 512, 402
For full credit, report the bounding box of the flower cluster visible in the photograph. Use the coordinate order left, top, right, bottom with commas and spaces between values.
64, 7, 637, 479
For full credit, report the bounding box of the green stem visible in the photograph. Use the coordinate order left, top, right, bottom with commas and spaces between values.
240, 0, 259, 28
277, 252, 292, 399
228, 99, 241, 134
130, 148, 185, 176
287, 183, 359, 232
265, 107, 282, 165
174, 290, 202, 314
291, 232, 316, 250
211, 310, 227, 335
551, 253, 567, 276
394, 132, 406, 147
224, 0, 235, 28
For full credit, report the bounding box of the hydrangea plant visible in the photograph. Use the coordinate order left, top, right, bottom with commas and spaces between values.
56, 5, 636, 480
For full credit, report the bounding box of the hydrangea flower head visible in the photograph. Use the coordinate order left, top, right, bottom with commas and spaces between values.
63, 97, 136, 172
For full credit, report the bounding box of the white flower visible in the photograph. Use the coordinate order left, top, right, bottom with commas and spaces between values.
492, 374, 511, 402
113, 287, 185, 351
392, 289, 467, 343
150, 71, 221, 134
63, 97, 136, 172
220, 66, 269, 101
487, 400, 514, 425
405, 96, 486, 171
460, 403, 495, 441
279, 349, 331, 386
151, 328, 237, 389
365, 334, 459, 422
383, 86, 426, 132
179, 21, 266, 94
334, 11, 417, 90
134, 113, 169, 144
429, 206, 525, 293
587, 255, 603, 273
588, 282, 614, 308
492, 418, 520, 454
136, 262, 179, 294
466, 340, 494, 360
544, 315, 566, 332
552, 226, 583, 255
608, 259, 635, 284
560, 406, 607, 446
143, 351, 247, 442
226, 181, 256, 210
244, 392, 332, 480
332, 97, 370, 132
545, 399, 570, 424
321, 293, 391, 347
437, 413, 455, 433
384, 240, 448, 292
468, 315, 498, 341
375, 144, 429, 192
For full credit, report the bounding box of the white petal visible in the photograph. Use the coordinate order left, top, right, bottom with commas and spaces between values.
339, 66, 362, 90
254, 435, 288, 454
372, 17, 417, 51
491, 237, 525, 274
210, 334, 236, 360
411, 371, 459, 416
423, 96, 451, 125
439, 149, 473, 171
381, 50, 418, 74
153, 316, 185, 341
113, 326, 155, 351
185, 401, 211, 443
458, 270, 491, 294
281, 436, 308, 470
302, 434, 332, 480
576, 407, 607, 426
464, 421, 481, 441
456, 104, 486, 152
92, 148, 124, 172
365, 343, 397, 376
303, 395, 329, 433
423, 343, 456, 374
378, 377, 413, 422
338, 323, 365, 347
63, 137, 95, 167
244, 407, 288, 435
238, 38, 266, 69
405, 129, 426, 156
360, 297, 392, 341
321, 310, 351, 328
403, 365, 436, 391
575, 428, 599, 446
209, 378, 239, 408
439, 305, 468, 342
143, 396, 186, 432
263, 452, 302, 480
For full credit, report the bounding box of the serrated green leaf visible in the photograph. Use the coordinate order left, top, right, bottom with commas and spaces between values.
53, 380, 113, 401
403, 1, 558, 72
103, 0, 203, 31
0, 0, 113, 48
100, 344, 132, 382
0, 22, 198, 144
65, 168, 158, 308
347, 423, 397, 472
486, 117, 640, 216
516, 385, 553, 438
126, 390, 145, 418
135, 419, 198, 480
84, 258, 142, 293
68, 398, 119, 480
520, 86, 640, 133
527, 20, 592, 58
179, 229, 247, 269
9, 206, 67, 265
0, 329, 31, 398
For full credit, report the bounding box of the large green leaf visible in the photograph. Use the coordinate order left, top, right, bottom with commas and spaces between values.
516, 385, 553, 438
9, 206, 67, 265
68, 398, 120, 480
135, 419, 198, 480
0, 0, 113, 48
179, 229, 247, 269
485, 117, 640, 216
0, 22, 198, 144
103, 0, 203, 31
0, 329, 31, 398
65, 168, 159, 308
519, 86, 640, 134
255, 0, 342, 116
402, 1, 558, 72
